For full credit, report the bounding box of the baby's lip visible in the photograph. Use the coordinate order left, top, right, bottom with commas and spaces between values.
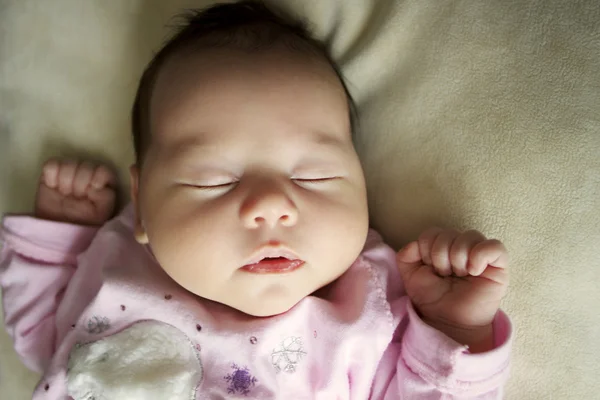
242, 245, 302, 267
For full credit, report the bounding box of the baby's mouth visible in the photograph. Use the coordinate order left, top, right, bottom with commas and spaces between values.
241, 257, 305, 274
242, 244, 305, 274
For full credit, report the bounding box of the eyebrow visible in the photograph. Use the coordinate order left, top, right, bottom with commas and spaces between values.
311, 131, 347, 148
160, 134, 215, 163
162, 134, 209, 153
164, 129, 347, 157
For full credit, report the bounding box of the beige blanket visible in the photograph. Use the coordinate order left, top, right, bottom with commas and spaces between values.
1, 1, 599, 398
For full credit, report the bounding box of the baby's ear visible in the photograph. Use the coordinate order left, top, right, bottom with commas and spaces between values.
129, 164, 149, 244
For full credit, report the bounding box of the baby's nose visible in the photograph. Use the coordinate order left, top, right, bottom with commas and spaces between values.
241, 185, 298, 229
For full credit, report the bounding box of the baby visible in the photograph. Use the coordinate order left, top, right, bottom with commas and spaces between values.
0, 1, 512, 399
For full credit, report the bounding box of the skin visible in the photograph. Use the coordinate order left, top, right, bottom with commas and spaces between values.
396, 229, 509, 353
131, 47, 370, 317
35, 159, 116, 225
34, 46, 509, 353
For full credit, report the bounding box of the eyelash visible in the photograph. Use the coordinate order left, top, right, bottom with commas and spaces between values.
184, 177, 339, 190
184, 182, 237, 190
293, 177, 337, 183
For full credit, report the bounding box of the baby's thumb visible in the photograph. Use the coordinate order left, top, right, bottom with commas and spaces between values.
396, 241, 422, 281
89, 187, 116, 206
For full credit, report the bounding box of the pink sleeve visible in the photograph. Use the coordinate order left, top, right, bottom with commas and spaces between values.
380, 302, 512, 399
363, 231, 512, 399
0, 215, 98, 373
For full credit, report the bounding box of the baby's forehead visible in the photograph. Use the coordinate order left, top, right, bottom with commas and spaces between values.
150, 48, 350, 135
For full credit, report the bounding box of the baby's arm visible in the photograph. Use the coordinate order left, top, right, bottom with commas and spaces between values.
373, 301, 511, 399
363, 230, 512, 399
0, 160, 116, 372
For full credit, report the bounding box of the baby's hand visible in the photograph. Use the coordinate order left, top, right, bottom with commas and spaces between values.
396, 228, 509, 353
35, 160, 117, 226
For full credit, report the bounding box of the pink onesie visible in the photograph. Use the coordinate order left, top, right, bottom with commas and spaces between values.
0, 205, 512, 399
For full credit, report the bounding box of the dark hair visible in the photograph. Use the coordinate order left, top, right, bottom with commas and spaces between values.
131, 0, 357, 166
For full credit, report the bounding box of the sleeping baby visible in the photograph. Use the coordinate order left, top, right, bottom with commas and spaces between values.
0, 1, 512, 399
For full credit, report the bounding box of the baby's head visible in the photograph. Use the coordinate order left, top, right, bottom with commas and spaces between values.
129, 1, 369, 317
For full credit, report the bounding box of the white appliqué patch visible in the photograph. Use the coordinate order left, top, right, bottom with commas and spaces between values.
67, 320, 202, 400
271, 336, 306, 373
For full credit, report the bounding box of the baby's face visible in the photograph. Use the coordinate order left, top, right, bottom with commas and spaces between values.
131, 47, 369, 316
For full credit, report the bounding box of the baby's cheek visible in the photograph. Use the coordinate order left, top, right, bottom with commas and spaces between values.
150, 213, 234, 297
311, 193, 368, 266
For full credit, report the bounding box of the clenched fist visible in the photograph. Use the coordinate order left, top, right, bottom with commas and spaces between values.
35, 159, 117, 226
396, 228, 509, 353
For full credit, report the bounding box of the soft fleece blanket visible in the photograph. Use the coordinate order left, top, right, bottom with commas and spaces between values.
1, 1, 599, 399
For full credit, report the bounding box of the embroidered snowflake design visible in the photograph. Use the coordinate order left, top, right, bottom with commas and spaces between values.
86, 316, 110, 334
271, 336, 306, 373
224, 363, 257, 396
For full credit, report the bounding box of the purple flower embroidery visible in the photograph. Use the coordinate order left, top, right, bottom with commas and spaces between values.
224, 363, 257, 396
86, 316, 110, 334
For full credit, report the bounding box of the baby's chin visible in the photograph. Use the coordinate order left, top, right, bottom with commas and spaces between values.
240, 302, 297, 318
210, 282, 317, 317
225, 291, 305, 317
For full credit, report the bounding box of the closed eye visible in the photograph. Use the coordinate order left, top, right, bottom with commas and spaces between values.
292, 177, 340, 184
182, 182, 238, 190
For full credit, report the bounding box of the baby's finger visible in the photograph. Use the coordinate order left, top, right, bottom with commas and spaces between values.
57, 161, 78, 196
73, 162, 95, 197
430, 229, 460, 277
87, 187, 116, 220
450, 230, 486, 277
41, 159, 60, 188
418, 227, 443, 265
468, 239, 509, 276
396, 241, 423, 283
478, 265, 510, 287
62, 196, 95, 224
91, 165, 116, 189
